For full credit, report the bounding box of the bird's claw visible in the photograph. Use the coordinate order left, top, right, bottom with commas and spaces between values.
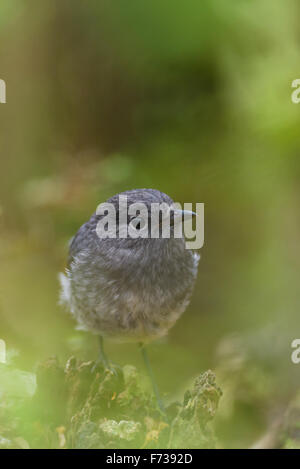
90, 359, 122, 380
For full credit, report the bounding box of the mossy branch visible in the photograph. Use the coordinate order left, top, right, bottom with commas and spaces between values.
0, 357, 222, 449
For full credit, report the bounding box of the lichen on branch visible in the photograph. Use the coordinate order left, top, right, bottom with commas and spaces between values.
0, 357, 222, 449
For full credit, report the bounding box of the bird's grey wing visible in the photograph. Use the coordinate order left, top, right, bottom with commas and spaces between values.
60, 217, 98, 308
67, 215, 98, 267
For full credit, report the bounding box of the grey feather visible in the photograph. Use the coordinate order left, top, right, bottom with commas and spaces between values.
60, 189, 199, 343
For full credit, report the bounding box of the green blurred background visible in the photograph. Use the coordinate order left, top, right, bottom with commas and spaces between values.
1, 0, 300, 448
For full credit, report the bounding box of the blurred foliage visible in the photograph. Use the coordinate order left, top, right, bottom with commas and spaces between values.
0, 357, 221, 449
0, 0, 300, 448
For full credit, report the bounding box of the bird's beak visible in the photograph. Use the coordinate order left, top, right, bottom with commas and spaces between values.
170, 209, 197, 226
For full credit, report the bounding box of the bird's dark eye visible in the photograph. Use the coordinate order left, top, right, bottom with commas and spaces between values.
130, 216, 146, 230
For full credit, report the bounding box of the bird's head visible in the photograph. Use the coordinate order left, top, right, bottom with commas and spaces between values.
96, 188, 196, 240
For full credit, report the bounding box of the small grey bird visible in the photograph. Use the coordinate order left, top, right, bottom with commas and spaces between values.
60, 188, 199, 413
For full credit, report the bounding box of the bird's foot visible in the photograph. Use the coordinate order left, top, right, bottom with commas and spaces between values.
104, 361, 123, 381
90, 358, 122, 380
90, 359, 104, 374
156, 397, 169, 423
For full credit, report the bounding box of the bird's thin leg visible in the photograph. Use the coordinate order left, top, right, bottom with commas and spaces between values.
98, 335, 109, 368
91, 335, 109, 373
139, 343, 166, 417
